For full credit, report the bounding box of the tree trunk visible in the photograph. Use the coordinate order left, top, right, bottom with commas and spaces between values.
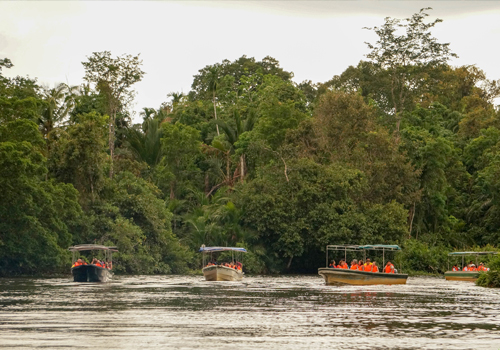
213, 91, 220, 136
108, 113, 115, 179
240, 154, 245, 182
226, 151, 231, 186
170, 181, 175, 200
204, 172, 210, 195
287, 255, 293, 269
408, 202, 415, 238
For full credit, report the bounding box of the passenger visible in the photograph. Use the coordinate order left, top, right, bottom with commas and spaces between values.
329, 260, 336, 268
358, 260, 364, 271
341, 260, 349, 269
364, 258, 373, 272
372, 262, 379, 273
384, 261, 394, 274
478, 263, 487, 272
452, 265, 459, 271
462, 265, 468, 271
337, 260, 344, 268
350, 259, 358, 270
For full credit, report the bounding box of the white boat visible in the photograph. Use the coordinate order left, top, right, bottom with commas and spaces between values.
199, 246, 247, 281
202, 264, 244, 281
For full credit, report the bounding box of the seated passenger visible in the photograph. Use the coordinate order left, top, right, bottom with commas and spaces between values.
478, 263, 487, 272
350, 259, 358, 270
384, 261, 394, 274
462, 265, 468, 271
358, 260, 364, 271
372, 261, 379, 273
336, 260, 344, 269
364, 258, 373, 272
329, 260, 336, 268
341, 260, 349, 269
452, 265, 459, 271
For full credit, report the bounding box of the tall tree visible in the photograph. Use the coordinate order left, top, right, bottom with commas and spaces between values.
364, 8, 457, 138
82, 51, 145, 178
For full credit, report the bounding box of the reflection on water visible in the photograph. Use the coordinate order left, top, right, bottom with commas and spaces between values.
0, 276, 499, 349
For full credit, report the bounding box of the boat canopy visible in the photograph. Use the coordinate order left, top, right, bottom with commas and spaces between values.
327, 244, 401, 251
448, 251, 498, 256
68, 244, 118, 252
199, 246, 247, 253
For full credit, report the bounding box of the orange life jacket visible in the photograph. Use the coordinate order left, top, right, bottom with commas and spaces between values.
364, 263, 373, 272
372, 266, 379, 273
358, 265, 364, 271
350, 265, 358, 270
452, 266, 458, 271
384, 265, 394, 273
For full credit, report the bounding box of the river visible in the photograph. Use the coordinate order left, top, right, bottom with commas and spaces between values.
0, 276, 498, 349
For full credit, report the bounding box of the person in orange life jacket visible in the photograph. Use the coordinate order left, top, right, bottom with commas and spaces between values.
364, 258, 373, 272
341, 260, 349, 269
350, 259, 358, 270
329, 260, 336, 268
384, 261, 394, 274
477, 263, 487, 272
337, 260, 345, 268
372, 261, 379, 273
357, 260, 364, 271
452, 265, 459, 271
462, 265, 468, 271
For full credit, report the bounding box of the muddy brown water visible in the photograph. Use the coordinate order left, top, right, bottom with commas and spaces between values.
0, 275, 499, 349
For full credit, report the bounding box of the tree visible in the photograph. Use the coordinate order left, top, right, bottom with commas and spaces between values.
39, 83, 79, 142
364, 8, 457, 137
82, 51, 145, 178
0, 120, 82, 275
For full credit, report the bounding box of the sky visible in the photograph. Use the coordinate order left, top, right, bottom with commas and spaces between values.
1, 1, 500, 121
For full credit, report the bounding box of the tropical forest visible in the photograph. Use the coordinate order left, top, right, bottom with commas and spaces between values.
2, 9, 500, 281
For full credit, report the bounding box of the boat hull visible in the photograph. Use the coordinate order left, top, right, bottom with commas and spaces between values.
318, 268, 408, 285
202, 265, 243, 281
444, 271, 480, 282
71, 265, 111, 282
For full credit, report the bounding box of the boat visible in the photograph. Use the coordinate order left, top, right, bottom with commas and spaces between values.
444, 251, 497, 282
68, 244, 118, 282
318, 244, 408, 285
199, 246, 247, 281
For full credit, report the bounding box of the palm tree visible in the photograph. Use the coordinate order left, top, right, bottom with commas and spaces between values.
214, 109, 257, 181
39, 83, 79, 141
124, 111, 163, 167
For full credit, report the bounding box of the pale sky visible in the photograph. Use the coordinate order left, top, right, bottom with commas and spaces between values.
1, 1, 500, 121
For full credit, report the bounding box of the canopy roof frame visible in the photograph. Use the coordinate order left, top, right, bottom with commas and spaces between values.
198, 246, 247, 253
68, 244, 118, 252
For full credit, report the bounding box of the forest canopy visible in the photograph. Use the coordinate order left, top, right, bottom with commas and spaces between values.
1, 9, 499, 276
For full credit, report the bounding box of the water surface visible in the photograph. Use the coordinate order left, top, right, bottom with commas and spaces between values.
0, 275, 498, 349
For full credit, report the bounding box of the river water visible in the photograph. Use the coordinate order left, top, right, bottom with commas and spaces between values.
0, 275, 498, 349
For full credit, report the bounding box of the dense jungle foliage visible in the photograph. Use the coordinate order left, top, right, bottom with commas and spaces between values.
1, 9, 500, 276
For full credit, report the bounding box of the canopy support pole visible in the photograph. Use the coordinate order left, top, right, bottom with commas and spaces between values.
383, 248, 385, 269
326, 246, 328, 267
